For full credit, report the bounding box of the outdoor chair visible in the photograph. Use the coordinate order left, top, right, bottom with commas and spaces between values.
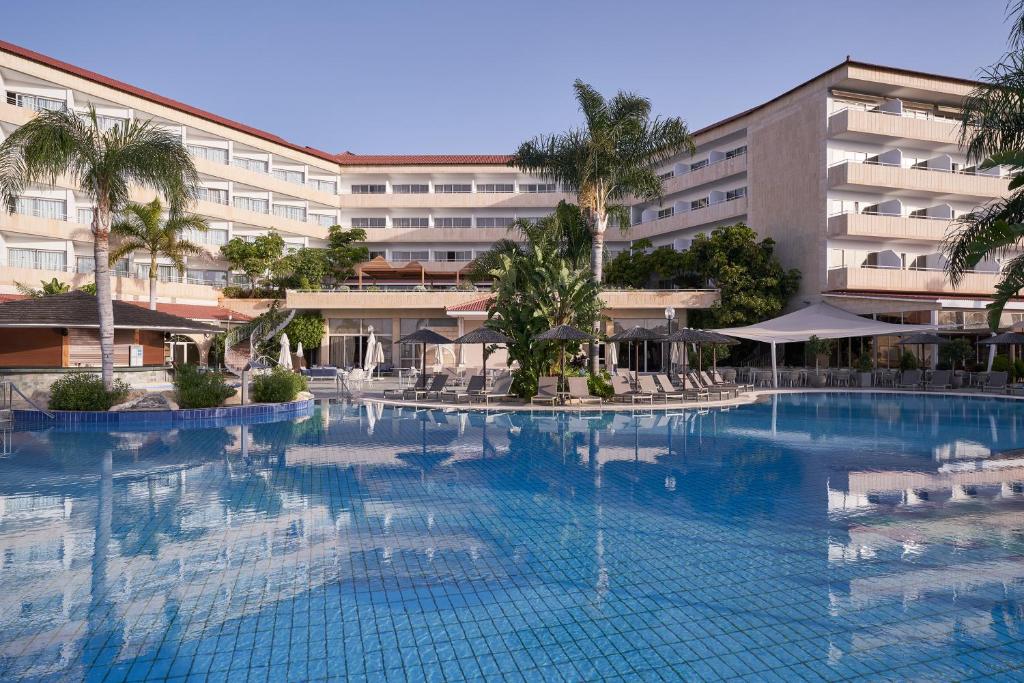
566, 376, 602, 405
385, 373, 428, 399
656, 374, 686, 396
924, 370, 951, 391
408, 374, 447, 400
611, 374, 654, 404
476, 375, 516, 405
639, 375, 682, 402
715, 369, 752, 391
440, 375, 485, 403
689, 371, 734, 399
531, 376, 560, 406
896, 369, 922, 389
985, 371, 1009, 393
680, 375, 713, 401
701, 370, 741, 396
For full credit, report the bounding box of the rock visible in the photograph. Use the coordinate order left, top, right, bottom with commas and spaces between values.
295, 391, 314, 402
110, 392, 176, 411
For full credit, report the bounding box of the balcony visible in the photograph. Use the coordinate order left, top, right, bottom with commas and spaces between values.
826, 265, 999, 296
192, 157, 339, 204
626, 195, 748, 239
660, 152, 747, 196
828, 107, 960, 149
827, 160, 1008, 202
0, 263, 222, 302
826, 212, 956, 242
338, 190, 571, 209
361, 226, 511, 244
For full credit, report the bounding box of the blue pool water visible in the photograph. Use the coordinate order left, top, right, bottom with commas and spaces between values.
0, 393, 1023, 681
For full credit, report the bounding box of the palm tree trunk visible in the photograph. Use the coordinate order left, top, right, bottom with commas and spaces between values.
589, 214, 608, 373
93, 203, 116, 390
149, 256, 158, 310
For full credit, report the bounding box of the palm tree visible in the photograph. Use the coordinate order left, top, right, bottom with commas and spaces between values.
0, 107, 198, 388
511, 80, 695, 285
943, 1, 1024, 329
111, 198, 208, 310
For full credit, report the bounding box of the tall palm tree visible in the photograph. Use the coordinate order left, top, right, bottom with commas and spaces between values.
0, 107, 198, 388
111, 199, 208, 310
511, 80, 695, 284
943, 1, 1024, 329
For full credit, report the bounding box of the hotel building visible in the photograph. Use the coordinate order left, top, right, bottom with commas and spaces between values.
0, 40, 1014, 368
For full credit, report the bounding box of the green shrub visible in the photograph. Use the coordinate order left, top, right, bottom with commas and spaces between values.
992, 354, 1011, 374
899, 351, 920, 371
939, 337, 973, 370
174, 364, 236, 408
855, 353, 873, 373
1015, 359, 1024, 382
48, 373, 131, 411
587, 371, 614, 399
251, 366, 308, 403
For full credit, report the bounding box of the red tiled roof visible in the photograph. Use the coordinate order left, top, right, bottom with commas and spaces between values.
446, 297, 494, 313
337, 152, 512, 166
126, 300, 252, 322
0, 293, 28, 303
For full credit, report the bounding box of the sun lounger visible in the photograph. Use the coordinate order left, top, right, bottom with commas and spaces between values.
701, 370, 740, 397
611, 374, 654, 404
474, 375, 516, 405
985, 371, 1009, 393
923, 370, 951, 390
407, 374, 448, 400
531, 376, 560, 405
714, 369, 752, 392
638, 375, 682, 402
384, 373, 427, 399
567, 376, 602, 405
688, 372, 732, 399
440, 375, 485, 403
896, 369, 922, 389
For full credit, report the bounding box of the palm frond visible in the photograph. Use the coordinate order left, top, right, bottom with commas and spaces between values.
942, 191, 1024, 284
988, 251, 1024, 329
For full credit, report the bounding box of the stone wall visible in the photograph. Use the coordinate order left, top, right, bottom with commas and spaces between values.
0, 366, 172, 397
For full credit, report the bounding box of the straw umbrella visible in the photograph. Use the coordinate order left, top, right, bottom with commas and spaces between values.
397, 328, 452, 386
701, 330, 739, 374
896, 332, 949, 369
608, 326, 663, 386
535, 324, 592, 389
977, 332, 1024, 370
665, 328, 717, 377
452, 327, 513, 382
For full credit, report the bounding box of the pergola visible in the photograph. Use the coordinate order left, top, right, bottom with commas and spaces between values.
714, 302, 939, 387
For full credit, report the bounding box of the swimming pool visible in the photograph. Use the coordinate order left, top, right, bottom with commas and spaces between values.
0, 393, 1022, 681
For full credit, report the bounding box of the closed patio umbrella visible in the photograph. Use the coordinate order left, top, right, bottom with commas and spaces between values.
278, 332, 292, 369
398, 328, 452, 385
452, 327, 513, 381
536, 324, 592, 389
608, 326, 663, 386
363, 328, 377, 378
666, 328, 717, 377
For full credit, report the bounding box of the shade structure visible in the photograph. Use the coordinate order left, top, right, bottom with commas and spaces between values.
895, 333, 950, 346
278, 332, 292, 369
608, 326, 663, 385
536, 325, 592, 390
977, 332, 1024, 345
453, 327, 513, 379
715, 302, 941, 388
398, 328, 452, 381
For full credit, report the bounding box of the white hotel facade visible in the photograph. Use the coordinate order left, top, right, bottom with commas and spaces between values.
0, 40, 1017, 366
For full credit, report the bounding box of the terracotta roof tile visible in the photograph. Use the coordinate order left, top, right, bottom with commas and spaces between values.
0, 291, 219, 332
446, 297, 494, 313
336, 153, 512, 166
126, 300, 252, 322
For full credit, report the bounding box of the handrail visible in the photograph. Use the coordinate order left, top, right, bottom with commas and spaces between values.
828, 103, 961, 124
827, 210, 956, 222
3, 381, 55, 419
827, 158, 1006, 178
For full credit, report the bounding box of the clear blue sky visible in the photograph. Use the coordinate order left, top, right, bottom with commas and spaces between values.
2, 0, 1012, 154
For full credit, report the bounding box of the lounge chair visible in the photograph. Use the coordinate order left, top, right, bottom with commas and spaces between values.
701, 370, 741, 397
531, 376, 561, 406
638, 375, 682, 402
985, 371, 1009, 393
923, 370, 951, 391
611, 374, 654, 404
896, 369, 922, 389
473, 375, 516, 405
688, 372, 732, 399
715, 369, 752, 392
566, 376, 602, 405
407, 374, 448, 400
384, 373, 428, 399
682, 373, 727, 400
440, 375, 485, 403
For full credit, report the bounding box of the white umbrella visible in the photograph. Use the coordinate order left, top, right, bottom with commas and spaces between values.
607, 341, 618, 371
296, 341, 304, 357
363, 328, 377, 373
278, 332, 292, 369
374, 340, 385, 379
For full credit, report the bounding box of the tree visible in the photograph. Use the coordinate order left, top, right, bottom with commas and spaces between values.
220, 232, 284, 295
325, 225, 369, 283
0, 106, 198, 388
272, 247, 330, 291
110, 198, 207, 309
282, 312, 325, 354
486, 246, 601, 397
511, 81, 693, 369
943, 2, 1024, 329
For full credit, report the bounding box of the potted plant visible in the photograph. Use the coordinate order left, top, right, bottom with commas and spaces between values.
806, 335, 833, 387
854, 353, 873, 387
939, 337, 972, 388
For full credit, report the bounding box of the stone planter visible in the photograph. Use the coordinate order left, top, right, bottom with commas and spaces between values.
951, 375, 964, 389
857, 372, 872, 388
808, 372, 828, 388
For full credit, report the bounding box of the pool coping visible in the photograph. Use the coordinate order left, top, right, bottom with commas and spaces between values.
13, 397, 315, 427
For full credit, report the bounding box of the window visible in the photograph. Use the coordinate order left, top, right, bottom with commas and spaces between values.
327, 318, 392, 369
392, 217, 429, 228
392, 184, 429, 194
15, 197, 66, 221
352, 217, 386, 228
434, 184, 471, 193
726, 187, 747, 201
476, 183, 514, 193
520, 183, 556, 193
690, 159, 709, 171
76, 256, 95, 274
476, 217, 514, 228
6, 91, 65, 112
351, 184, 387, 194
79, 113, 126, 132
308, 179, 338, 194
658, 171, 674, 180
434, 217, 472, 228
186, 227, 229, 246
390, 250, 430, 261
433, 250, 473, 262
197, 187, 229, 205
186, 269, 228, 287
690, 198, 709, 211
399, 317, 457, 367
77, 207, 94, 225
311, 214, 337, 228
232, 157, 269, 174
8, 248, 67, 271
186, 144, 229, 164
367, 249, 386, 259
725, 145, 747, 159
273, 205, 306, 222
233, 197, 269, 213
272, 168, 305, 185
657, 207, 674, 219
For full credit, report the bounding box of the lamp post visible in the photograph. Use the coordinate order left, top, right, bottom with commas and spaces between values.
664, 306, 676, 373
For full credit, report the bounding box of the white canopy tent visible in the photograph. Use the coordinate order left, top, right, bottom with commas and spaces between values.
714, 302, 940, 387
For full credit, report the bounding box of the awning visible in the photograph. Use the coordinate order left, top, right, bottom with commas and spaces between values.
714, 302, 937, 344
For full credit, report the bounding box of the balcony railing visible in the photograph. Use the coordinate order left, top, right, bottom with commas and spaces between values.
828, 158, 1006, 178
0, 259, 227, 288
6, 92, 66, 112
632, 193, 746, 227
828, 102, 961, 124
